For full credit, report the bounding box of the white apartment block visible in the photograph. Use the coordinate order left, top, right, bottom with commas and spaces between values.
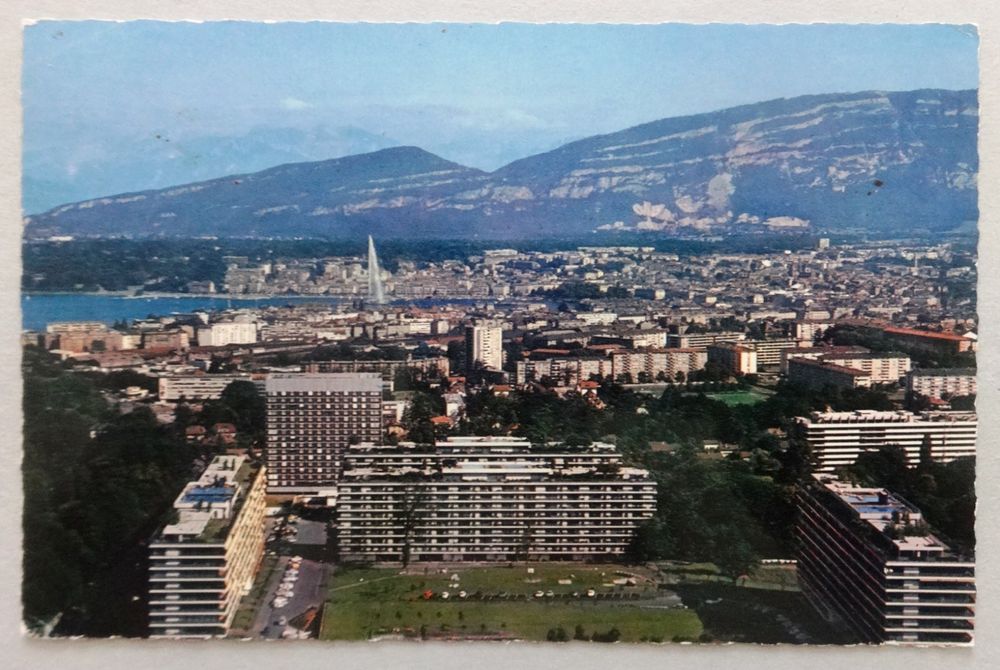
797, 473, 974, 645
197, 321, 258, 347
781, 346, 870, 374
666, 331, 745, 349
818, 352, 912, 385
794, 320, 833, 342
795, 410, 977, 471
745, 338, 805, 367
514, 357, 612, 386
338, 437, 656, 562
465, 322, 504, 371
610, 348, 707, 382
907, 368, 977, 399
158, 373, 252, 402
148, 456, 267, 639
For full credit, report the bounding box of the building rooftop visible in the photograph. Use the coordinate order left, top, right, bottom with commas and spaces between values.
791, 358, 870, 376
342, 437, 647, 483
802, 409, 977, 424
910, 367, 977, 377
883, 326, 972, 342
265, 372, 383, 393
156, 455, 257, 543
812, 474, 953, 553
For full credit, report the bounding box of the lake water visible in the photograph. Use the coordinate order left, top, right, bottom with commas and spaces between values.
20, 294, 344, 331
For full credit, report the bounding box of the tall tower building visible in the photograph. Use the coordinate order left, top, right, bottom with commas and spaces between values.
265, 373, 383, 496
465, 321, 504, 373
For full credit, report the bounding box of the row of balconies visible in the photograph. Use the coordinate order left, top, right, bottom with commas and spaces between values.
339, 521, 650, 532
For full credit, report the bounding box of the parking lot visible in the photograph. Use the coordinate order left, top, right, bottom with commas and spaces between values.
248, 514, 331, 639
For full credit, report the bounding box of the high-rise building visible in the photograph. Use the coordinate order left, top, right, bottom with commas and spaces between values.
796, 473, 974, 645
465, 321, 504, 372
794, 410, 977, 471
148, 456, 266, 639
265, 373, 383, 495
338, 437, 656, 562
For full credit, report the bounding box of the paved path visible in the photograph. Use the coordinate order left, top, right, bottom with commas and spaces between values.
249, 556, 288, 636
255, 559, 328, 639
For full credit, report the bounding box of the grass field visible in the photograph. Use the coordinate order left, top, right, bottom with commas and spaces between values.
656, 561, 800, 591
700, 388, 773, 406
320, 565, 703, 642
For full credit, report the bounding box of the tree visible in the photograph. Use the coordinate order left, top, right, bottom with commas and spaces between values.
919, 434, 934, 471
712, 530, 757, 582
394, 485, 430, 568
625, 517, 674, 562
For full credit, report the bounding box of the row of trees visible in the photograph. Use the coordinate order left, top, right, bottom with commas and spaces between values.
21, 350, 269, 635
22, 348, 201, 634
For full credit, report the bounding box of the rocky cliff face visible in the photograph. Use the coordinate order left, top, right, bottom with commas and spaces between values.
25, 89, 977, 239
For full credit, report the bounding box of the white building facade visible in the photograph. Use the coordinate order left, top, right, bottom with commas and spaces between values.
795, 410, 977, 471
338, 437, 656, 562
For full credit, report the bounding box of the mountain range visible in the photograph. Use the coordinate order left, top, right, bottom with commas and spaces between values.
24, 89, 979, 240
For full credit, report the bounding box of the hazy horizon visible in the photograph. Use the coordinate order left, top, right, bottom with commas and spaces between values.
23, 22, 979, 212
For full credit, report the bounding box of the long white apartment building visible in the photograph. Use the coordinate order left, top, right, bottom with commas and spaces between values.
196, 321, 258, 347
906, 368, 977, 399
797, 473, 974, 645
337, 436, 656, 562
666, 331, 744, 349
514, 356, 612, 386
795, 410, 977, 471
158, 373, 252, 401
610, 347, 707, 382
148, 456, 266, 639
818, 352, 911, 385
780, 345, 870, 374
745, 338, 804, 367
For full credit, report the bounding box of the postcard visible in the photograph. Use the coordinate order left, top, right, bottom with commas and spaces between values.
17, 19, 979, 651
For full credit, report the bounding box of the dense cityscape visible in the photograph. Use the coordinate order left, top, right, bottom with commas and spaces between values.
22, 234, 977, 644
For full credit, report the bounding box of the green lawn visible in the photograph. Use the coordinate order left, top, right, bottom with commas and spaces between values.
321, 565, 702, 642
701, 388, 772, 406
656, 561, 799, 591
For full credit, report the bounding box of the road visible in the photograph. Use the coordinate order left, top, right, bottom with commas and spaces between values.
255, 558, 327, 639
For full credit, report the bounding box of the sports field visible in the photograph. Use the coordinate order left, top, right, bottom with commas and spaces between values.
320, 564, 703, 642
701, 388, 773, 406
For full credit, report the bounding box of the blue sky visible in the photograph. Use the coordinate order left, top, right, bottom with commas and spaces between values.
22, 22, 979, 211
